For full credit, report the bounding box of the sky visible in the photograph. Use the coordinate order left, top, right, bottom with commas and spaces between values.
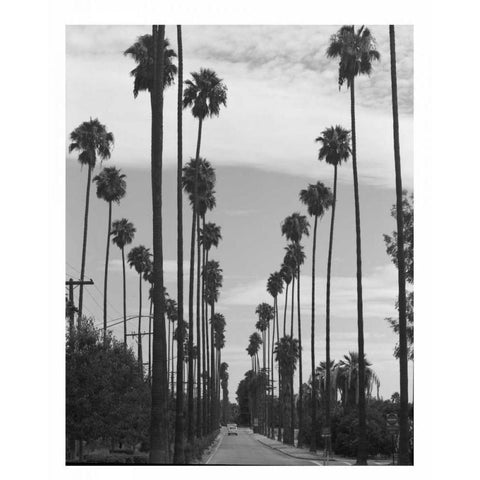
66, 25, 413, 401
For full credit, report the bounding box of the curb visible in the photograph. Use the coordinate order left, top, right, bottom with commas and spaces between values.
204, 431, 224, 464
254, 435, 336, 463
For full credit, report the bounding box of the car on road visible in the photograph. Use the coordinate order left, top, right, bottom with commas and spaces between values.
227, 423, 238, 436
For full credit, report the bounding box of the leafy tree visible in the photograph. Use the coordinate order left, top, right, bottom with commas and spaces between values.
93, 167, 127, 342
327, 25, 380, 465
69, 118, 114, 320
299, 181, 333, 451
66, 318, 151, 461
111, 219, 136, 347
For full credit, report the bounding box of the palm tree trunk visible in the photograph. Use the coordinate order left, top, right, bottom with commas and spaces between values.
196, 212, 202, 437
77, 163, 93, 322
122, 247, 127, 348
201, 219, 207, 435
297, 265, 304, 448
210, 302, 215, 432
149, 24, 169, 464
149, 298, 153, 381
290, 374, 295, 445
290, 275, 295, 337
138, 273, 143, 374
187, 195, 196, 445
173, 25, 186, 465
270, 306, 275, 438
310, 214, 318, 452
167, 316, 171, 392
389, 24, 409, 465
102, 201, 112, 344
350, 77, 367, 465
283, 283, 289, 336
326, 164, 338, 452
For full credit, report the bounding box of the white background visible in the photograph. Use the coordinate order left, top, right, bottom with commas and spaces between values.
1, 0, 478, 479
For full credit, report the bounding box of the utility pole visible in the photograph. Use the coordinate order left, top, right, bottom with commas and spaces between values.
65, 278, 94, 327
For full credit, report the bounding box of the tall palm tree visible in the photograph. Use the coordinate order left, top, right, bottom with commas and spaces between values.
203, 259, 223, 431
165, 296, 178, 395
281, 214, 309, 448
183, 68, 226, 442
274, 335, 299, 445
68, 118, 114, 321
299, 182, 333, 452
127, 245, 152, 374
267, 272, 284, 440
148, 26, 170, 463
315, 125, 351, 452
327, 25, 380, 465
247, 332, 262, 374
199, 220, 222, 433
388, 25, 409, 465
126, 27, 174, 463
280, 263, 292, 336
93, 167, 127, 342
182, 157, 216, 441
111, 218, 136, 347
219, 362, 229, 424
196, 189, 216, 437
173, 25, 185, 465
212, 312, 226, 425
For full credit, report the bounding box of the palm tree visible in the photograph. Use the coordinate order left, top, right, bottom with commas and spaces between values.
337, 352, 380, 408
281, 214, 309, 448
68, 118, 114, 321
93, 167, 127, 342
173, 24, 185, 465
199, 220, 222, 433
212, 312, 226, 425
124, 33, 177, 100
247, 332, 262, 373
388, 25, 409, 465
314, 125, 351, 452
280, 263, 292, 337
148, 26, 170, 463
219, 362, 229, 424
203, 259, 223, 431
111, 219, 136, 347
299, 182, 333, 452
274, 335, 299, 445
267, 271, 284, 440
182, 157, 216, 441
327, 25, 380, 465
127, 245, 152, 374
165, 296, 178, 395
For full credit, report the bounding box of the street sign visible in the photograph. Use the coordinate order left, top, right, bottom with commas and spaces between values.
321, 427, 331, 437
386, 413, 398, 426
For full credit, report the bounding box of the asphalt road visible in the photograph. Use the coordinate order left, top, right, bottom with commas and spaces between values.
206, 427, 317, 466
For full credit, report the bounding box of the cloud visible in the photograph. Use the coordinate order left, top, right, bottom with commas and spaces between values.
66, 25, 413, 189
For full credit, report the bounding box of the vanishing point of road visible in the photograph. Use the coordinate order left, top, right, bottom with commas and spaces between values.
205, 427, 320, 466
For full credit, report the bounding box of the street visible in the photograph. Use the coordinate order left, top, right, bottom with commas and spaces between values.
205, 427, 317, 466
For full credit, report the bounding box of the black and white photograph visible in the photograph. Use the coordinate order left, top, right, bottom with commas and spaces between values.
9, 0, 480, 477
64, 23, 413, 466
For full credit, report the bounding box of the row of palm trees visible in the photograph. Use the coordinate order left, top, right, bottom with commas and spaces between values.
243, 24, 410, 464
68, 26, 232, 463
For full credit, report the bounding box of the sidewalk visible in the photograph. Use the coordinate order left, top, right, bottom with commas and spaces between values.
253, 433, 391, 466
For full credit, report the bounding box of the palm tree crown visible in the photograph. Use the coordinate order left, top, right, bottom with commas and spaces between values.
274, 336, 300, 378
183, 68, 228, 120
124, 35, 177, 98
203, 260, 223, 305
127, 245, 152, 275
267, 271, 284, 298
69, 118, 114, 168
315, 125, 352, 167
326, 25, 380, 89
111, 218, 136, 249
299, 182, 333, 218
199, 222, 222, 251
284, 243, 306, 271
182, 157, 216, 206
281, 213, 310, 244
93, 167, 127, 204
